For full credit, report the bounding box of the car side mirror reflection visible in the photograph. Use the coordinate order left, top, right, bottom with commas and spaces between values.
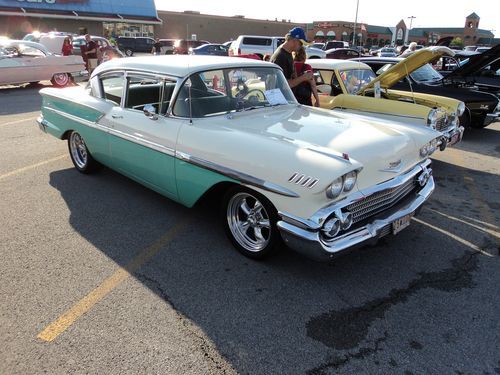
143, 104, 158, 120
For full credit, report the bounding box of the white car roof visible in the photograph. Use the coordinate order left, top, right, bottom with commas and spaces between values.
0, 39, 51, 54
306, 59, 371, 70
93, 55, 277, 78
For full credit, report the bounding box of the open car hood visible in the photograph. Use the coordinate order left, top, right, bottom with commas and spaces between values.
358, 47, 455, 93
445, 44, 500, 79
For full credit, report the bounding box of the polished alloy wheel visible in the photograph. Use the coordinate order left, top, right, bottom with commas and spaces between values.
227, 192, 272, 252
69, 132, 88, 169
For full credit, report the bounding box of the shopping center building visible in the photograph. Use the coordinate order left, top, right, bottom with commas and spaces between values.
0, 0, 161, 39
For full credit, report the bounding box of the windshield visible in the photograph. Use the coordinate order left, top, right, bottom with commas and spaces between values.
172, 67, 296, 118
339, 69, 377, 94
410, 63, 443, 82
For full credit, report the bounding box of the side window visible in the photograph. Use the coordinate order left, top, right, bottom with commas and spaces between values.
100, 73, 124, 106
124, 74, 176, 115
18, 45, 46, 57
330, 72, 343, 96
173, 70, 227, 117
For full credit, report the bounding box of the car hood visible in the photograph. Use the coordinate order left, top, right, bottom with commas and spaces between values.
359, 47, 455, 93
209, 106, 436, 189
445, 44, 500, 79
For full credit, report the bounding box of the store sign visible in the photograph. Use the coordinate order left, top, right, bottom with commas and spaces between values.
1, 0, 157, 17
15, 0, 88, 3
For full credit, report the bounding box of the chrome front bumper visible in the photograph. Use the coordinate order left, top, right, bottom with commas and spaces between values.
484, 111, 500, 127
277, 161, 435, 261
440, 125, 464, 149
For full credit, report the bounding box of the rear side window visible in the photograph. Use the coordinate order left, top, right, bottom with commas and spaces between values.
242, 37, 272, 46
100, 73, 124, 106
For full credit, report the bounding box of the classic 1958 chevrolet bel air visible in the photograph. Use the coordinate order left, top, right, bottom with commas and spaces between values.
38, 56, 440, 261
307, 47, 465, 149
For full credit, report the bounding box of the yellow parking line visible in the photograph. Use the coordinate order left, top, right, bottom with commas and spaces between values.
37, 217, 191, 342
0, 155, 67, 181
0, 116, 38, 127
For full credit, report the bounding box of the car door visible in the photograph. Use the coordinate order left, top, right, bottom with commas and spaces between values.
104, 72, 182, 199
0, 46, 33, 84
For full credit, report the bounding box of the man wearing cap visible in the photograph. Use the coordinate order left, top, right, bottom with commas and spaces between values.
271, 27, 313, 89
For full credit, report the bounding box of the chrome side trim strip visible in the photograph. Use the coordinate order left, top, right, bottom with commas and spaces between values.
106, 127, 176, 157
175, 151, 300, 198
335, 107, 424, 121
43, 106, 107, 131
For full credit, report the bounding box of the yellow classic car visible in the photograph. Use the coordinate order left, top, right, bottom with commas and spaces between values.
307, 47, 465, 149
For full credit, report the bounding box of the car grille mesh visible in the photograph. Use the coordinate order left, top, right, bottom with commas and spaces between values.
435, 117, 451, 132
345, 178, 417, 224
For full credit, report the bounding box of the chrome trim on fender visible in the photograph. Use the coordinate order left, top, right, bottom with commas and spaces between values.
175, 151, 300, 198
43, 106, 106, 130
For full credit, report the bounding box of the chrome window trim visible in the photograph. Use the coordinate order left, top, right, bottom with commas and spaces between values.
175, 151, 300, 198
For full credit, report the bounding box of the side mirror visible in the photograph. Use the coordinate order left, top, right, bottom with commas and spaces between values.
143, 104, 158, 120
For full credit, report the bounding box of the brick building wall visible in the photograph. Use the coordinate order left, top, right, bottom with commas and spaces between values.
155, 11, 304, 43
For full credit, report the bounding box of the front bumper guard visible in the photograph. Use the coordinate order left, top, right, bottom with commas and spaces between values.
277, 162, 435, 261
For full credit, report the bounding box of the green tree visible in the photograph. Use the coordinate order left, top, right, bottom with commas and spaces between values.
450, 37, 464, 48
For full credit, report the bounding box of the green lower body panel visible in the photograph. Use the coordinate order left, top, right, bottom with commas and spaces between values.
175, 159, 237, 207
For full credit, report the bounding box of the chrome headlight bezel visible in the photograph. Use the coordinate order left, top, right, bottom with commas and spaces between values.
343, 171, 357, 192
427, 109, 439, 129
326, 176, 344, 199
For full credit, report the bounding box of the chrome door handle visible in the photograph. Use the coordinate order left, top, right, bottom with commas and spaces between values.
111, 115, 123, 119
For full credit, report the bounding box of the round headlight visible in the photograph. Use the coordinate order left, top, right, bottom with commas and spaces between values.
343, 171, 357, 192
457, 102, 465, 116
326, 177, 344, 199
427, 109, 438, 129
322, 217, 340, 239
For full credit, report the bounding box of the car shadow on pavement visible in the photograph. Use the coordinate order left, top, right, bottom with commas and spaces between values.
47, 160, 499, 374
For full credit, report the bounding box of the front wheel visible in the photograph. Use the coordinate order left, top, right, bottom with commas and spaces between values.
222, 187, 281, 259
68, 131, 98, 173
51, 73, 70, 87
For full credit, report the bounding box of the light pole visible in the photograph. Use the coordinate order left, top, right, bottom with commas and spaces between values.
352, 0, 360, 47
407, 16, 416, 44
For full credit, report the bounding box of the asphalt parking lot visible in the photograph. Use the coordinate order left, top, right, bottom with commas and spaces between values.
0, 82, 499, 375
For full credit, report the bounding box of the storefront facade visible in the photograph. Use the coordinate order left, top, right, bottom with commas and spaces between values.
0, 0, 161, 38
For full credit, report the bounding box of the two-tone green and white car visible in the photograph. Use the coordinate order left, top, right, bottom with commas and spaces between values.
38, 55, 439, 261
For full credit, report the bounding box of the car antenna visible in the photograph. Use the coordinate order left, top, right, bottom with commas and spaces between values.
188, 58, 193, 124
404, 63, 416, 104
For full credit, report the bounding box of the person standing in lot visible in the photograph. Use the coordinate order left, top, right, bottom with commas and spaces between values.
61, 37, 73, 56
293, 47, 320, 107
83, 34, 98, 74
401, 42, 417, 57
271, 27, 314, 93
152, 38, 162, 55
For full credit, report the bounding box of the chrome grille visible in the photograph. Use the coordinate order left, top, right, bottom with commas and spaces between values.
435, 116, 451, 132
345, 178, 417, 224
378, 224, 392, 238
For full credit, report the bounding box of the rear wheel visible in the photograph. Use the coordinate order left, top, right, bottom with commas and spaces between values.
51, 73, 70, 87
222, 187, 281, 259
68, 131, 98, 173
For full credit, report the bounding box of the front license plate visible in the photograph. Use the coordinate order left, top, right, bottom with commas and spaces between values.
392, 214, 412, 235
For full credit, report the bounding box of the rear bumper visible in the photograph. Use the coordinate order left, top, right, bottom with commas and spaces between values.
37, 116, 47, 133
277, 160, 434, 261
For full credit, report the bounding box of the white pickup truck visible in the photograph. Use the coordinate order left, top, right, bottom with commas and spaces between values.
228, 35, 326, 59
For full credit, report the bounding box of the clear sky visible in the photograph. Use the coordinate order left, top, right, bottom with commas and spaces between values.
155, 0, 499, 37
